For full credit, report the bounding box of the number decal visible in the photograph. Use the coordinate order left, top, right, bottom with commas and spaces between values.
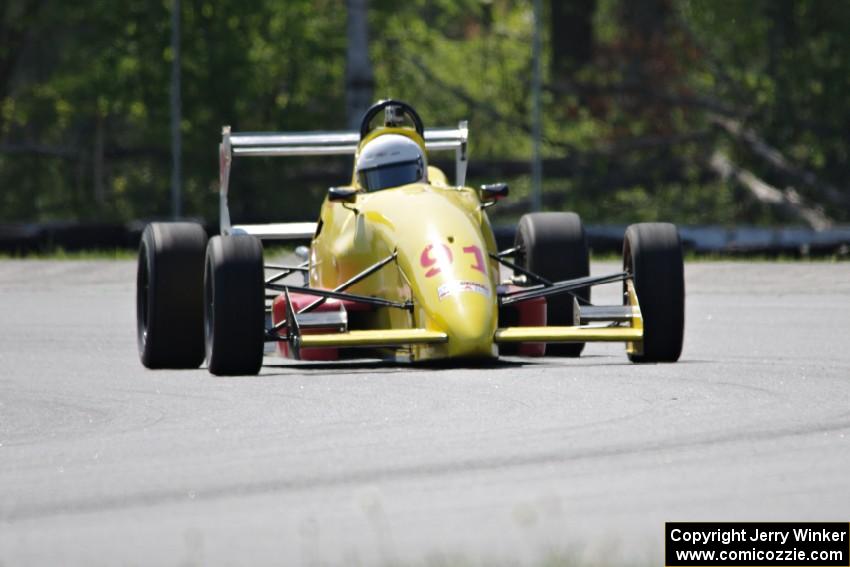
420, 243, 454, 278
420, 244, 487, 277
463, 245, 486, 274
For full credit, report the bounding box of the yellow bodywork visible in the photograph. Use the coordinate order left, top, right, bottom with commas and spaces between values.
494, 326, 643, 343
300, 126, 643, 361
300, 329, 448, 348
624, 278, 644, 356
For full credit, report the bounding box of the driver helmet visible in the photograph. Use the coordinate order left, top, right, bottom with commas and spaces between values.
355, 134, 427, 192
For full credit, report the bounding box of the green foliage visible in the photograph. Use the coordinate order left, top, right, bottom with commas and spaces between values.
681, 0, 850, 197
1, 0, 849, 226
0, 0, 347, 223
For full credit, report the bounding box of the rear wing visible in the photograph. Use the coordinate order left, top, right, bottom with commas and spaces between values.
219, 121, 469, 239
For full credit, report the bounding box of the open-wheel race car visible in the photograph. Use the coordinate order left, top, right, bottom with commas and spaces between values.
136, 100, 684, 375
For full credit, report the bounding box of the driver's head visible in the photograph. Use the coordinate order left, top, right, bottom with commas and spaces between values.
355, 134, 427, 192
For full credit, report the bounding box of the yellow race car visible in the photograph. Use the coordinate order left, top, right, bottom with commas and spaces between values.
136, 100, 684, 375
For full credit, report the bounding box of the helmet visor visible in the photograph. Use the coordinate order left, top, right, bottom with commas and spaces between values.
358, 159, 423, 192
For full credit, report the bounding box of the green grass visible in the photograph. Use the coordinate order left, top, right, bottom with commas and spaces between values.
0, 247, 138, 260
262, 245, 297, 260
590, 251, 849, 262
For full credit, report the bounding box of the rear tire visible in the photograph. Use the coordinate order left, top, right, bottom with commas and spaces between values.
136, 222, 208, 368
204, 235, 265, 375
514, 212, 590, 357
623, 223, 685, 363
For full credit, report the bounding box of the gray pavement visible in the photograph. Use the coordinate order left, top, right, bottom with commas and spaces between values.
1, 259, 849, 566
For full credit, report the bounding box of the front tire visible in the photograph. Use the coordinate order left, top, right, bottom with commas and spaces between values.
623, 223, 685, 363
136, 222, 208, 368
514, 212, 590, 357
204, 235, 265, 376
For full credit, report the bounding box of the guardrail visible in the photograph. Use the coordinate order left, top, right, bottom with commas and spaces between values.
0, 220, 212, 254
2, 221, 848, 257
493, 225, 850, 256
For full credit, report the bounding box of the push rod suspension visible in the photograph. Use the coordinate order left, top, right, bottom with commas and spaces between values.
269, 251, 402, 332
264, 262, 309, 285
489, 252, 552, 286
494, 246, 520, 258
266, 283, 412, 310
491, 249, 593, 306
500, 272, 629, 306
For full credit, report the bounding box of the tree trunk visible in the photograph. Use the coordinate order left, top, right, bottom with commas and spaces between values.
93, 114, 105, 207
549, 0, 595, 79
345, 0, 374, 130
617, 0, 672, 85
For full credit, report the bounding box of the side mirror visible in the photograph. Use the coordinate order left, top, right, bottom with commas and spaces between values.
328, 186, 358, 203
480, 183, 509, 205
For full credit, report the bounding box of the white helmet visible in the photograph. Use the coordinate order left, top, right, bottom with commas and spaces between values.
355, 134, 427, 192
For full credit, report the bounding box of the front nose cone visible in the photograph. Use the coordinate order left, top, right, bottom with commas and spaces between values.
361, 186, 498, 360
429, 288, 496, 358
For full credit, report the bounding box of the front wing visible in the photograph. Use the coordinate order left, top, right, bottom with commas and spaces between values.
269, 270, 645, 358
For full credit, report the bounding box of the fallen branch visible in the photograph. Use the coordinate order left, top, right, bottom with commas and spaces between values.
711, 115, 850, 210
708, 150, 832, 230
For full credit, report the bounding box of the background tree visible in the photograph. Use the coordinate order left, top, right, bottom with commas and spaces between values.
1, 0, 849, 228
345, 0, 374, 129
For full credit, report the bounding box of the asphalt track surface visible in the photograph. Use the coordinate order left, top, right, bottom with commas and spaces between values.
1, 259, 849, 566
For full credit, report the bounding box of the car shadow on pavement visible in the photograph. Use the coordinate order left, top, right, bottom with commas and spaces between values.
257, 355, 709, 376
260, 357, 532, 376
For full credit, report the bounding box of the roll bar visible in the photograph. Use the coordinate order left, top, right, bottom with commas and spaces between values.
218, 122, 469, 238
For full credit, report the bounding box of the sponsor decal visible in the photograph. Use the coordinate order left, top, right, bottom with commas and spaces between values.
437, 280, 491, 301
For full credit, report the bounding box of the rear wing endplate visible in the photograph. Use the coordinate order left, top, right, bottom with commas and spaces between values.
219, 122, 469, 239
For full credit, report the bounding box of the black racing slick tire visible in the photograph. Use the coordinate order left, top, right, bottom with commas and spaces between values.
136, 222, 208, 369
623, 223, 685, 363
204, 235, 265, 376
514, 212, 590, 357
